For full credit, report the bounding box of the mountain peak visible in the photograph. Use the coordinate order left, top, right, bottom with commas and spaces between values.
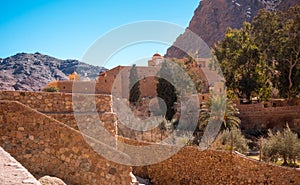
165, 0, 299, 59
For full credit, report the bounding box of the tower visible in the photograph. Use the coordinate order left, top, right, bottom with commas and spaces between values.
148, 53, 163, 66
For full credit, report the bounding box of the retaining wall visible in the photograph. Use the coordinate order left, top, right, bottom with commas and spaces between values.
0, 100, 131, 185
133, 146, 300, 185
237, 103, 300, 133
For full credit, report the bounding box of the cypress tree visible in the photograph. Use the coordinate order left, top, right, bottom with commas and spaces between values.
156, 61, 178, 120
129, 64, 141, 104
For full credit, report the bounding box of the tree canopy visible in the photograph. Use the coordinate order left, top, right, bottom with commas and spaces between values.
214, 5, 300, 102
252, 6, 300, 102
214, 22, 271, 101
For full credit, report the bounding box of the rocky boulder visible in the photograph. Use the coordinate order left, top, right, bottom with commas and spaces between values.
39, 176, 66, 185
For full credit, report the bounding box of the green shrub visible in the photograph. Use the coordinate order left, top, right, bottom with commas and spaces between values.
212, 127, 249, 154
42, 86, 59, 92
261, 125, 300, 166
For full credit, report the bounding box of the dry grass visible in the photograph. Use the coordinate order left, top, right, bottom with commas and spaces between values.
246, 155, 300, 167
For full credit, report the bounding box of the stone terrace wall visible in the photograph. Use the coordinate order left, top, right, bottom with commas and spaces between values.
134, 147, 300, 185
0, 100, 131, 185
45, 112, 117, 134
0, 91, 117, 134
237, 103, 300, 133
0, 91, 112, 113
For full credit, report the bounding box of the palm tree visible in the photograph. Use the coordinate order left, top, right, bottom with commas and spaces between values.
199, 94, 241, 150
200, 94, 240, 130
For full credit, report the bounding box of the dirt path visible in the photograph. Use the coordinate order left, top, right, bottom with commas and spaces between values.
0, 147, 41, 185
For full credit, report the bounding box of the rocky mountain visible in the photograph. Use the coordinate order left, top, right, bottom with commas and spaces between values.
0, 52, 106, 91
165, 0, 300, 58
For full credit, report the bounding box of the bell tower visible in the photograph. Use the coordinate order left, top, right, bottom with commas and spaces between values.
148, 53, 163, 66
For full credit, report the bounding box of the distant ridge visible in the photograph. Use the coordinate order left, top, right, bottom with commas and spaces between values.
0, 52, 106, 91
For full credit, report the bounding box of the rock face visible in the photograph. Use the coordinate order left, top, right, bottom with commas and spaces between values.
165, 0, 300, 58
39, 176, 66, 185
0, 52, 106, 91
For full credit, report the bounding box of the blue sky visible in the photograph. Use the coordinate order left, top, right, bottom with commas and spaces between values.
0, 0, 200, 68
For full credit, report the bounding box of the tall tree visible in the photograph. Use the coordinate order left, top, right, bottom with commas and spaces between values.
281, 6, 300, 103
129, 64, 141, 105
214, 22, 271, 101
156, 61, 178, 121
252, 6, 300, 102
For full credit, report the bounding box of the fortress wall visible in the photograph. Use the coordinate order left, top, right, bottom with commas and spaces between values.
0, 100, 131, 185
136, 76, 157, 98
96, 72, 116, 95
96, 73, 158, 98
237, 103, 300, 133
96, 66, 158, 99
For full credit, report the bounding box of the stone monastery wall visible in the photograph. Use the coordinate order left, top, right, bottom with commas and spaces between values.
237, 103, 300, 133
